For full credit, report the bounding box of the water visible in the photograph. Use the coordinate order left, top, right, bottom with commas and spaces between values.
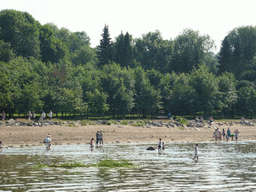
1, 141, 256, 191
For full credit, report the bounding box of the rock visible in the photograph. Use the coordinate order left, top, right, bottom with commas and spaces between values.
146, 146, 155, 150
7, 118, 16, 125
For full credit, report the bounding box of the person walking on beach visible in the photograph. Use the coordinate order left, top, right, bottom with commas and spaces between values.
90, 138, 94, 151
96, 131, 99, 146
99, 131, 103, 146
234, 129, 240, 142
193, 143, 199, 161
44, 134, 52, 150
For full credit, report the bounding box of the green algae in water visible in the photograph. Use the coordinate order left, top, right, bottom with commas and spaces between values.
34, 159, 134, 169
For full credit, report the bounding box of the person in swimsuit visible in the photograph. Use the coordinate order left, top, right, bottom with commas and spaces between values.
193, 143, 199, 161
90, 138, 94, 151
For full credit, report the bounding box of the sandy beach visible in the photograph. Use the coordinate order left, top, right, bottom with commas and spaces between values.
1, 122, 256, 147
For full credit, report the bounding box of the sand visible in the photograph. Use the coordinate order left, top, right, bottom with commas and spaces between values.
1, 123, 256, 147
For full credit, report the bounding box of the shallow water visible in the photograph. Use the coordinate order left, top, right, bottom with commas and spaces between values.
1, 141, 256, 191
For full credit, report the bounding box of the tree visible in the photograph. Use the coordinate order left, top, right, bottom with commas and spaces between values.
0, 40, 15, 62
134, 30, 173, 73
171, 29, 215, 73
97, 25, 114, 67
218, 36, 232, 74
0, 10, 40, 59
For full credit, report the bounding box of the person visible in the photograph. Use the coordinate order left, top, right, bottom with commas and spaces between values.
1, 111, 5, 121
28, 111, 32, 121
0, 141, 3, 152
96, 131, 99, 146
49, 110, 53, 119
90, 138, 94, 150
168, 112, 171, 119
32, 111, 36, 121
193, 143, 199, 161
226, 128, 231, 142
222, 129, 226, 141
213, 128, 219, 144
209, 116, 214, 123
195, 117, 199, 123
99, 131, 103, 146
158, 138, 162, 152
234, 129, 240, 142
162, 142, 165, 151
199, 116, 204, 123
241, 116, 245, 123
41, 111, 46, 119
44, 134, 52, 150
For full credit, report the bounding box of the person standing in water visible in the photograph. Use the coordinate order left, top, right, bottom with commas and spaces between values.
44, 134, 52, 150
90, 138, 94, 151
158, 138, 162, 153
193, 143, 199, 161
226, 128, 231, 143
234, 129, 240, 143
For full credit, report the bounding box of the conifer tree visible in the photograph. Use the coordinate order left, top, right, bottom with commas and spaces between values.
97, 25, 114, 67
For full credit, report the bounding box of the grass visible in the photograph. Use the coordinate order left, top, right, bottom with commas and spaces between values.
34, 159, 134, 169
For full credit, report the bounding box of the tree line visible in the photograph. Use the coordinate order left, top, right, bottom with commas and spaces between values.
1, 9, 256, 119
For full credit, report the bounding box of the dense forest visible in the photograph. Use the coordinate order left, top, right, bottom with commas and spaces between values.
1, 9, 256, 119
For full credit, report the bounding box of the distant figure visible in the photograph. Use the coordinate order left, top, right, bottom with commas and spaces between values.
195, 117, 199, 123
213, 128, 219, 144
90, 138, 94, 150
168, 112, 171, 119
226, 128, 231, 142
200, 116, 204, 123
0, 141, 3, 152
241, 116, 245, 123
193, 143, 199, 161
222, 129, 226, 141
158, 138, 162, 152
32, 111, 36, 121
49, 110, 53, 119
162, 142, 165, 151
209, 116, 214, 123
1, 111, 5, 121
96, 131, 99, 146
28, 111, 32, 121
234, 129, 240, 142
41, 111, 46, 119
99, 131, 103, 146
44, 134, 52, 150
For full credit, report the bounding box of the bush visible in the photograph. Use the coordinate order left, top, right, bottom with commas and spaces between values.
106, 121, 111, 125
175, 116, 188, 126
121, 121, 128, 125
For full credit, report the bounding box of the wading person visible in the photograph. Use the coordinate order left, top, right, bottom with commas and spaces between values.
99, 131, 103, 146
44, 134, 52, 150
226, 128, 231, 143
193, 143, 199, 161
96, 131, 99, 146
158, 138, 162, 153
90, 138, 94, 151
234, 129, 240, 143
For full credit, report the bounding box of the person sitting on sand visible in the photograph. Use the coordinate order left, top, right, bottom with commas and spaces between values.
241, 116, 245, 123
209, 116, 214, 123
44, 134, 52, 150
200, 116, 204, 123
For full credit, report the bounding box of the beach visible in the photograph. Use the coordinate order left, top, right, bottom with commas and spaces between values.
1, 123, 256, 146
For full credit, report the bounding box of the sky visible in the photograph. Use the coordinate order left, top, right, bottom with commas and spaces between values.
1, 0, 256, 52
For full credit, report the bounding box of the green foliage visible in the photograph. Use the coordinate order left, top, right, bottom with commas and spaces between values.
121, 120, 128, 125
175, 116, 188, 126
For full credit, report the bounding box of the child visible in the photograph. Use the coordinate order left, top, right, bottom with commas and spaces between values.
158, 138, 162, 152
222, 129, 226, 141
234, 129, 240, 142
162, 142, 165, 151
193, 143, 199, 161
90, 138, 94, 150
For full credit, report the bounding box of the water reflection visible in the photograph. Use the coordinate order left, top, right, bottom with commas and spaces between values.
0, 142, 256, 191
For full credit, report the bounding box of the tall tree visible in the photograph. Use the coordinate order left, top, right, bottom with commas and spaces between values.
97, 25, 114, 67
171, 29, 215, 73
0, 10, 40, 59
218, 36, 232, 74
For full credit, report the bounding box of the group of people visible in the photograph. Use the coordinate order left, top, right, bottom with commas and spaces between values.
28, 110, 53, 126
90, 131, 104, 150
213, 127, 240, 143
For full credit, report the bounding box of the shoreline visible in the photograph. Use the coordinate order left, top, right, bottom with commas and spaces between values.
1, 123, 256, 147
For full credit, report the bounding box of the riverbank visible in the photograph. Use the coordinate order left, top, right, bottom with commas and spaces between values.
1, 122, 256, 147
